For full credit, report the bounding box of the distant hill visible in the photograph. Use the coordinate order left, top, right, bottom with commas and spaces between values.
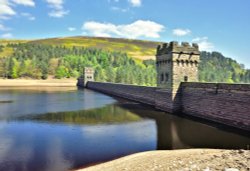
0, 39, 28, 45
0, 36, 249, 83
29, 36, 161, 60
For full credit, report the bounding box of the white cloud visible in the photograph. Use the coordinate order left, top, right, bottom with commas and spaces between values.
46, 0, 69, 18
46, 0, 63, 8
0, 0, 16, 18
0, 0, 35, 19
29, 16, 35, 20
108, 0, 120, 3
192, 37, 214, 51
111, 6, 128, 12
82, 20, 164, 39
0, 23, 10, 31
172, 28, 191, 36
11, 0, 35, 6
128, 0, 141, 7
48, 10, 68, 18
1, 32, 13, 38
21, 12, 35, 20
68, 27, 76, 31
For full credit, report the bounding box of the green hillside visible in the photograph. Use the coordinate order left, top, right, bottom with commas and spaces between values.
0, 39, 28, 45
0, 40, 28, 58
0, 36, 249, 84
30, 36, 160, 60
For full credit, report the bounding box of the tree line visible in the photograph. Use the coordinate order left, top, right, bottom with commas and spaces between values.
0, 43, 249, 84
199, 51, 250, 83
0, 43, 156, 86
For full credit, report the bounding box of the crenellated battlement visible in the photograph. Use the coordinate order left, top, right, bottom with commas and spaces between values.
157, 41, 200, 56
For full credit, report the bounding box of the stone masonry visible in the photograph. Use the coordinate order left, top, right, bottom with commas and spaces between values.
77, 67, 95, 87
78, 41, 250, 132
155, 41, 200, 112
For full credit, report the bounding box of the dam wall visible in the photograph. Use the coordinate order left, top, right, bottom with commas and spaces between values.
86, 82, 156, 106
85, 81, 250, 131
181, 82, 250, 131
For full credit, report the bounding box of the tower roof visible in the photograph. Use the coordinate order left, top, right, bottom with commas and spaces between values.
156, 41, 200, 56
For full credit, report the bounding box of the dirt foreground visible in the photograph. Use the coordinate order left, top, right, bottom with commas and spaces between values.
76, 149, 249, 171
0, 79, 77, 87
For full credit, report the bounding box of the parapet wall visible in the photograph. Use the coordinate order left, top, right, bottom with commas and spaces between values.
85, 81, 250, 131
181, 82, 250, 131
87, 82, 156, 106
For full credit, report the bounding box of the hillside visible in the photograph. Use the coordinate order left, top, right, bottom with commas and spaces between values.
30, 36, 160, 60
0, 36, 249, 84
0, 39, 28, 45
0, 39, 28, 58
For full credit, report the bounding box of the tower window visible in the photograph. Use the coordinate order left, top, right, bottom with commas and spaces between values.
184, 76, 188, 82
161, 73, 164, 82
165, 73, 169, 82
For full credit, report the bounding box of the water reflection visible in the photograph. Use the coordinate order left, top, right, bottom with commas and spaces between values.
18, 104, 141, 124
0, 88, 156, 171
0, 120, 156, 171
19, 101, 250, 150
0, 88, 116, 120
0, 88, 249, 171
118, 103, 250, 150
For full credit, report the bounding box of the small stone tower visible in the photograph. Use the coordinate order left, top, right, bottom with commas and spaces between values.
77, 67, 95, 87
155, 41, 200, 112
84, 67, 95, 86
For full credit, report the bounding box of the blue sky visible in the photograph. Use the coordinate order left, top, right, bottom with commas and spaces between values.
0, 0, 250, 68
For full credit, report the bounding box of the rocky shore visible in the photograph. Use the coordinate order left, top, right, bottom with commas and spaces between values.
77, 149, 249, 171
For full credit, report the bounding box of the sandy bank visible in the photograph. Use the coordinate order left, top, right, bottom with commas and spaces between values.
76, 149, 249, 171
0, 79, 77, 87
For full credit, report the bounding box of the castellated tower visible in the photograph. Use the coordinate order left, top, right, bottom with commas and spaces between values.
156, 41, 200, 90
155, 41, 200, 112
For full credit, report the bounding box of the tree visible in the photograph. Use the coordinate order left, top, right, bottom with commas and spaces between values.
106, 66, 116, 82
8, 58, 19, 79
95, 65, 107, 82
55, 65, 68, 79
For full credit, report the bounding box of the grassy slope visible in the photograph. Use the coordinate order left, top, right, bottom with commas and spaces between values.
0, 39, 28, 45
0, 47, 13, 58
0, 39, 29, 58
29, 36, 160, 60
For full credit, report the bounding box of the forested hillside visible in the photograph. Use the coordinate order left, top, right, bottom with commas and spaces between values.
199, 51, 250, 83
0, 43, 156, 86
0, 39, 249, 85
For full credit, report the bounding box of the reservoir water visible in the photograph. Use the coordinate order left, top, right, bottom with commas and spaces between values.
0, 87, 249, 171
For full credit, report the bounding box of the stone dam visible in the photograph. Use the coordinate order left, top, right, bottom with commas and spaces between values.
77, 41, 250, 132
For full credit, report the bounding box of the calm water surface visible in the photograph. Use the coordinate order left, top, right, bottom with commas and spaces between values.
0, 87, 249, 171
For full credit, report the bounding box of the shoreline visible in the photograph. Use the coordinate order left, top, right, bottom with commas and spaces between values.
0, 79, 77, 87
75, 149, 249, 171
